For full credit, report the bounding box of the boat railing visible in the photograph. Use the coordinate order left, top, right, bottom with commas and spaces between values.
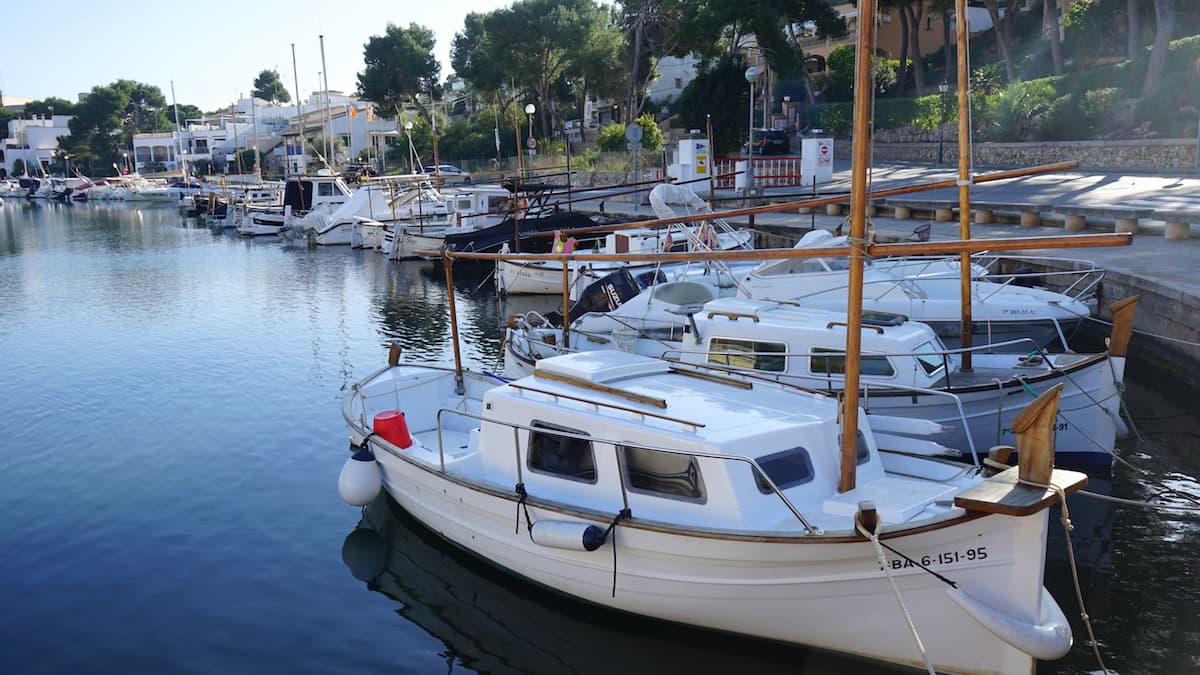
433, 405, 821, 534
972, 253, 1105, 303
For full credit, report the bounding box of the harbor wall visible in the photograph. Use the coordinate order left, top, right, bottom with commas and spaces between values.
834, 137, 1199, 171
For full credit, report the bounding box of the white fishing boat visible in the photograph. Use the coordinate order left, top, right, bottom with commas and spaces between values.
736, 228, 1099, 350
495, 183, 755, 296
303, 175, 450, 246
385, 184, 516, 259
504, 274, 1137, 463
338, 2, 1135, 667
235, 174, 351, 237
341, 344, 1087, 674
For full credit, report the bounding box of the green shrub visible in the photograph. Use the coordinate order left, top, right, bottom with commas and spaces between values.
977, 80, 1058, 141
596, 123, 626, 152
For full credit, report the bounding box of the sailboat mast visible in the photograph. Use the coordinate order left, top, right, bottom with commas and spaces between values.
839, 0, 877, 493
956, 0, 974, 370
170, 80, 186, 179
291, 43, 306, 176
320, 35, 332, 168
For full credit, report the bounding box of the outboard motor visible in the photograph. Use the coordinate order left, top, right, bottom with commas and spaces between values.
545, 267, 641, 327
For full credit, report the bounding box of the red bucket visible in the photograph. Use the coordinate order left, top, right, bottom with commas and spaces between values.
373, 410, 413, 449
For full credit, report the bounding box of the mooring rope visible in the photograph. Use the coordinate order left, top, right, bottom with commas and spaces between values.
1019, 479, 1110, 674
855, 513, 937, 675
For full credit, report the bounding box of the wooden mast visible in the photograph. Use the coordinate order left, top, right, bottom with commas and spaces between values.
956, 0, 974, 370
839, 0, 877, 493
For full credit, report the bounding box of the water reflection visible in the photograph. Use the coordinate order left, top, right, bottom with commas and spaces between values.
343, 494, 896, 675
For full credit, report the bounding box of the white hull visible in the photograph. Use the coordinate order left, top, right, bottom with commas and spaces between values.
343, 361, 1074, 675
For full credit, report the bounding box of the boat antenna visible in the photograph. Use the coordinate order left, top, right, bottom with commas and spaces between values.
838, 0, 878, 494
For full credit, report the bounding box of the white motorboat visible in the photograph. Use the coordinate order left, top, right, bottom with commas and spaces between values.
303, 175, 449, 246
738, 229, 1099, 350
385, 184, 511, 259
235, 174, 351, 237
504, 275, 1137, 463
340, 346, 1083, 674
495, 183, 756, 296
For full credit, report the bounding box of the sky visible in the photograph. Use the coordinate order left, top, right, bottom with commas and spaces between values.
0, 1, 524, 112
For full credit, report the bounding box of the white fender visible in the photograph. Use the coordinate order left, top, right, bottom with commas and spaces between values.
530, 520, 607, 551
338, 447, 382, 506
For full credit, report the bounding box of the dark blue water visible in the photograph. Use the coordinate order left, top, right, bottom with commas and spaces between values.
0, 201, 1196, 674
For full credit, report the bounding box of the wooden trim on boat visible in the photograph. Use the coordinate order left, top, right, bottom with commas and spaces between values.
669, 365, 755, 390
1107, 295, 1139, 358
954, 466, 1087, 516
530, 367, 670, 410
707, 310, 759, 323
827, 321, 884, 334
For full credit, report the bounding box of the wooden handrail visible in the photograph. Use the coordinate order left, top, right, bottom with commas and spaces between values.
532, 368, 668, 409
435, 232, 1131, 264
707, 311, 759, 323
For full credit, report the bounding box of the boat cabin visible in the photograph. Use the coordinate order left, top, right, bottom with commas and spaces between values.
471, 351, 955, 532
681, 297, 951, 391
282, 174, 353, 215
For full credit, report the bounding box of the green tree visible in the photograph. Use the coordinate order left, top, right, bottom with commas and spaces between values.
24, 97, 78, 118
452, 0, 619, 139
357, 23, 440, 118
169, 103, 204, 127
59, 80, 168, 175
675, 53, 751, 155
252, 69, 292, 104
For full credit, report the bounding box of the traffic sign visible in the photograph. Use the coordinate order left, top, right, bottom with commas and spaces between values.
526, 136, 538, 150
625, 123, 643, 143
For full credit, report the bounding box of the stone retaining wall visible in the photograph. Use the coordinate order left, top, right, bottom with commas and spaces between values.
832, 137, 1198, 170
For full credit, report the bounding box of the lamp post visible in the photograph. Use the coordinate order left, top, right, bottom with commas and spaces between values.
744, 66, 760, 199
122, 151, 130, 174
783, 95, 791, 134
403, 121, 415, 174
524, 103, 536, 167
937, 80, 949, 164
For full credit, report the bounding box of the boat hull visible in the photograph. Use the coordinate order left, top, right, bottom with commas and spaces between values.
367, 436, 1062, 675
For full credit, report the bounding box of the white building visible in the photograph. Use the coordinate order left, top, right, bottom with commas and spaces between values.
134, 92, 393, 177
3, 115, 72, 176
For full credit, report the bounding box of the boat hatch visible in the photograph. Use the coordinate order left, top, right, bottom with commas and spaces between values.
863, 311, 908, 327
822, 476, 958, 523
536, 350, 670, 385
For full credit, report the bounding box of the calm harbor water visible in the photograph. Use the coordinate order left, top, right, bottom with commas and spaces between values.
0, 201, 1196, 675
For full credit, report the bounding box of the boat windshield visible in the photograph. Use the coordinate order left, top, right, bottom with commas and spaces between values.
913, 341, 946, 376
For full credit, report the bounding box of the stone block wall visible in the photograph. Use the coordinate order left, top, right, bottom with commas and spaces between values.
833, 136, 1198, 170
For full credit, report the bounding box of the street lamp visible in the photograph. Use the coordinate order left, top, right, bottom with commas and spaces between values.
122, 151, 130, 174
937, 80, 949, 164
524, 103, 536, 163
783, 95, 791, 134
403, 121, 415, 174
744, 66, 760, 198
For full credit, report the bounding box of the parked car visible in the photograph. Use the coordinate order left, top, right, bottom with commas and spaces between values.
746, 129, 791, 155
420, 164, 471, 183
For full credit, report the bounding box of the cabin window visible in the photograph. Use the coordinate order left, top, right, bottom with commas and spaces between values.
317, 182, 335, 197
913, 341, 945, 375
487, 196, 508, 211
527, 422, 596, 482
707, 337, 787, 372
754, 447, 815, 493
620, 445, 705, 501
809, 348, 895, 377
